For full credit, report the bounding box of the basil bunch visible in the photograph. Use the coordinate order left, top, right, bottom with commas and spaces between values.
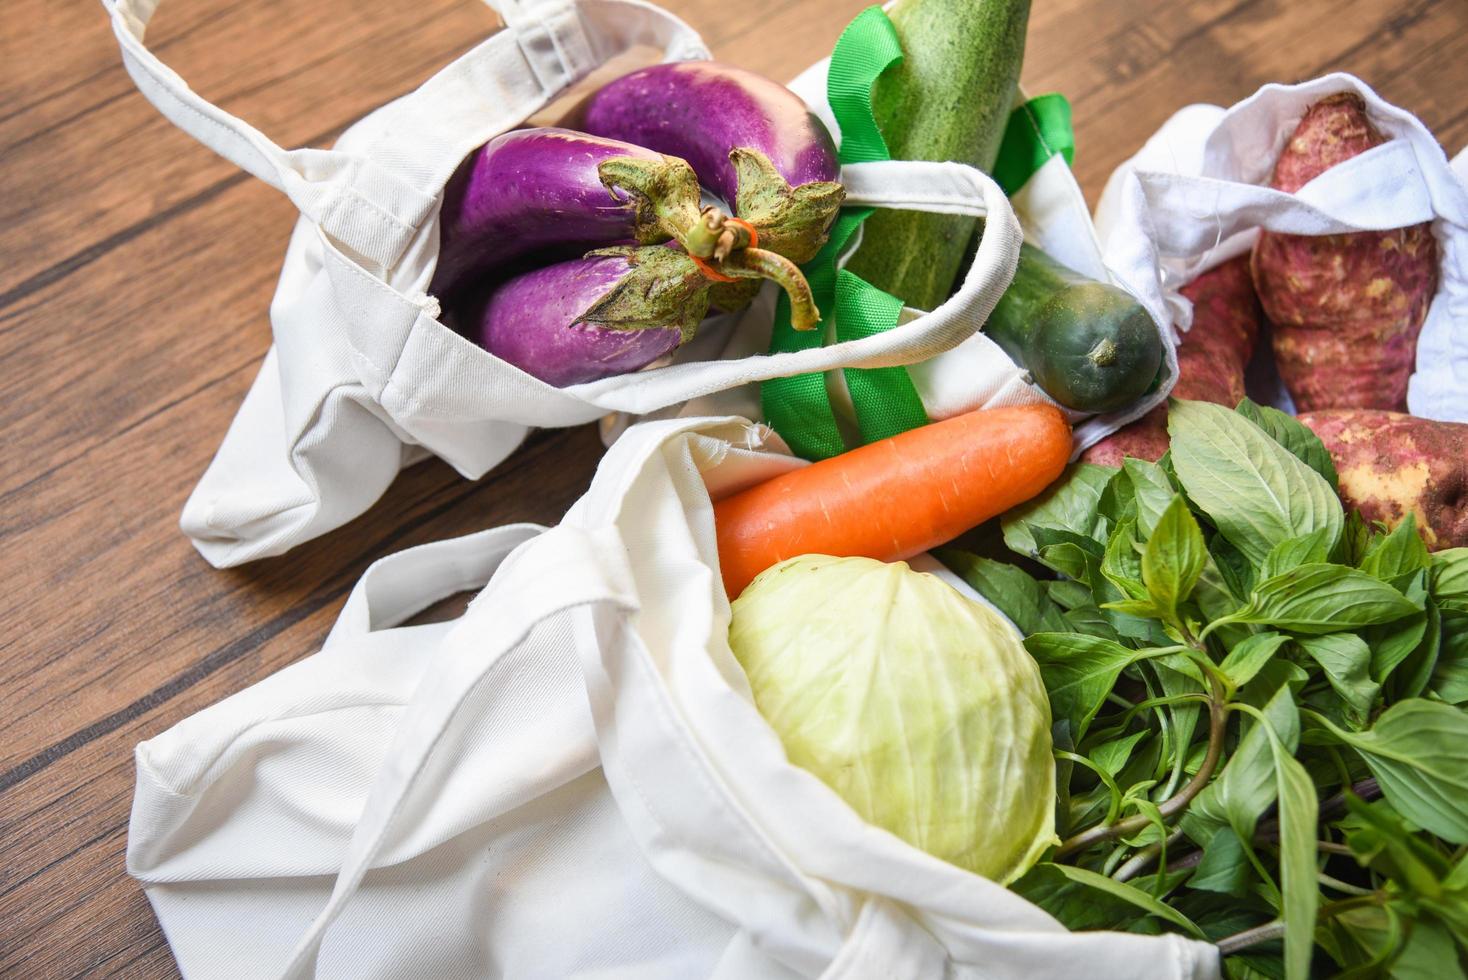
943, 399, 1468, 979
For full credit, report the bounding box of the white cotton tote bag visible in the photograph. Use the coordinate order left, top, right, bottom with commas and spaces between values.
1091, 73, 1468, 421
129, 414, 1220, 980
108, 0, 1044, 568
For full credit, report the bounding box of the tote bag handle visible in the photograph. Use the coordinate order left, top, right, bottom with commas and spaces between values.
277, 520, 640, 978
104, 0, 708, 268
324, 523, 549, 645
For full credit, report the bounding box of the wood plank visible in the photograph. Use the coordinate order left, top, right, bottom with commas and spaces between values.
0, 0, 500, 299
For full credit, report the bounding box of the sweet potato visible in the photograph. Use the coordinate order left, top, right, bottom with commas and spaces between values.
1251, 93, 1438, 412
1299, 410, 1468, 550
1082, 255, 1261, 466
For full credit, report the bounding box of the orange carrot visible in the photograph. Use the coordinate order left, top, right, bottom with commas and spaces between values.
715, 403, 1073, 597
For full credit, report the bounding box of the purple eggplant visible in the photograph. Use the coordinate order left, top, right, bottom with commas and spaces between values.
475, 245, 820, 387
431, 127, 710, 297
573, 63, 845, 265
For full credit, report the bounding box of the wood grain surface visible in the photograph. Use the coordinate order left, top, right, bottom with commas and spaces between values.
1, 0, 1464, 975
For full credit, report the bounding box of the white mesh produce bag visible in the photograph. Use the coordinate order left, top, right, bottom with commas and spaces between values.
128, 415, 1220, 979
1091, 73, 1468, 421
108, 0, 1043, 568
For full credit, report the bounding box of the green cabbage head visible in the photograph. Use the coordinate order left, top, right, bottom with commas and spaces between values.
729, 554, 1057, 883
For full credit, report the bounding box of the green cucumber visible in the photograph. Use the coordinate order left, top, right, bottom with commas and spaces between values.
850, 0, 1163, 415
986, 244, 1162, 413
847, 0, 1030, 311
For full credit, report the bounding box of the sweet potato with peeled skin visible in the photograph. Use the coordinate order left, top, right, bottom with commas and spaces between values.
1252, 93, 1438, 412
1299, 410, 1468, 550
1083, 255, 1261, 466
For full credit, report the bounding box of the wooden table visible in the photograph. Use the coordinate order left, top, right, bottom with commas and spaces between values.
2, 0, 1464, 974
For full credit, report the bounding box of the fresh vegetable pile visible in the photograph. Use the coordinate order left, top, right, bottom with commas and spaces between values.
716, 397, 1468, 977
432, 65, 842, 385
941, 399, 1468, 976
434, 5, 1466, 973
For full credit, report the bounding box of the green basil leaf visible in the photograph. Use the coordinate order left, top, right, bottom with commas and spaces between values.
1295, 634, 1380, 726
1047, 579, 1094, 611
1024, 633, 1162, 738
1236, 396, 1339, 491
1369, 616, 1431, 686
1388, 916, 1464, 980
1334, 509, 1374, 567
1169, 400, 1343, 566
1430, 548, 1468, 613
1032, 526, 1105, 581
1429, 609, 1468, 705
1389, 597, 1441, 702
1123, 458, 1178, 538
1148, 658, 1204, 798
1089, 730, 1150, 778
1037, 543, 1092, 581
1210, 534, 1257, 602
1220, 632, 1290, 689
1193, 686, 1300, 843
1422, 860, 1468, 950
937, 550, 1069, 636
1359, 514, 1430, 588
1143, 495, 1207, 622
1061, 604, 1122, 643
1009, 864, 1152, 933
1101, 519, 1148, 601
1097, 465, 1136, 527
1332, 904, 1405, 975
1330, 700, 1468, 844
1259, 528, 1333, 581
1002, 463, 1114, 556
1033, 526, 1107, 557
1042, 863, 1206, 938
1266, 733, 1319, 980
1224, 954, 1287, 980
1102, 597, 1167, 619
1235, 564, 1423, 635
1188, 826, 1252, 897
1340, 796, 1450, 894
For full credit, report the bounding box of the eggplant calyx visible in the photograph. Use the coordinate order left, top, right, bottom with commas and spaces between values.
729, 147, 845, 265
576, 246, 711, 345
598, 155, 709, 257
718, 247, 822, 332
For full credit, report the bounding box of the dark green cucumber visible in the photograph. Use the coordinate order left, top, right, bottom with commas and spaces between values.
986, 244, 1163, 413
845, 0, 1030, 311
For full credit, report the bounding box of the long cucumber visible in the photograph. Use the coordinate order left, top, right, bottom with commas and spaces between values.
846, 0, 1030, 310
849, 0, 1162, 414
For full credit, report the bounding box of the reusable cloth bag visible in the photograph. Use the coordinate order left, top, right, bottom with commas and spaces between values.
108, 0, 1034, 568
606, 54, 1180, 458
1091, 73, 1468, 420
129, 415, 1220, 980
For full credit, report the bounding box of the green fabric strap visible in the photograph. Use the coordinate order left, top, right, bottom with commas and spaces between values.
761, 6, 926, 460
992, 92, 1075, 195
760, 10, 1077, 459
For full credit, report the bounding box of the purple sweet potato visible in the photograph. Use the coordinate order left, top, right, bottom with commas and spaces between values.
1299, 410, 1468, 550
1251, 93, 1438, 412
1082, 255, 1262, 466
